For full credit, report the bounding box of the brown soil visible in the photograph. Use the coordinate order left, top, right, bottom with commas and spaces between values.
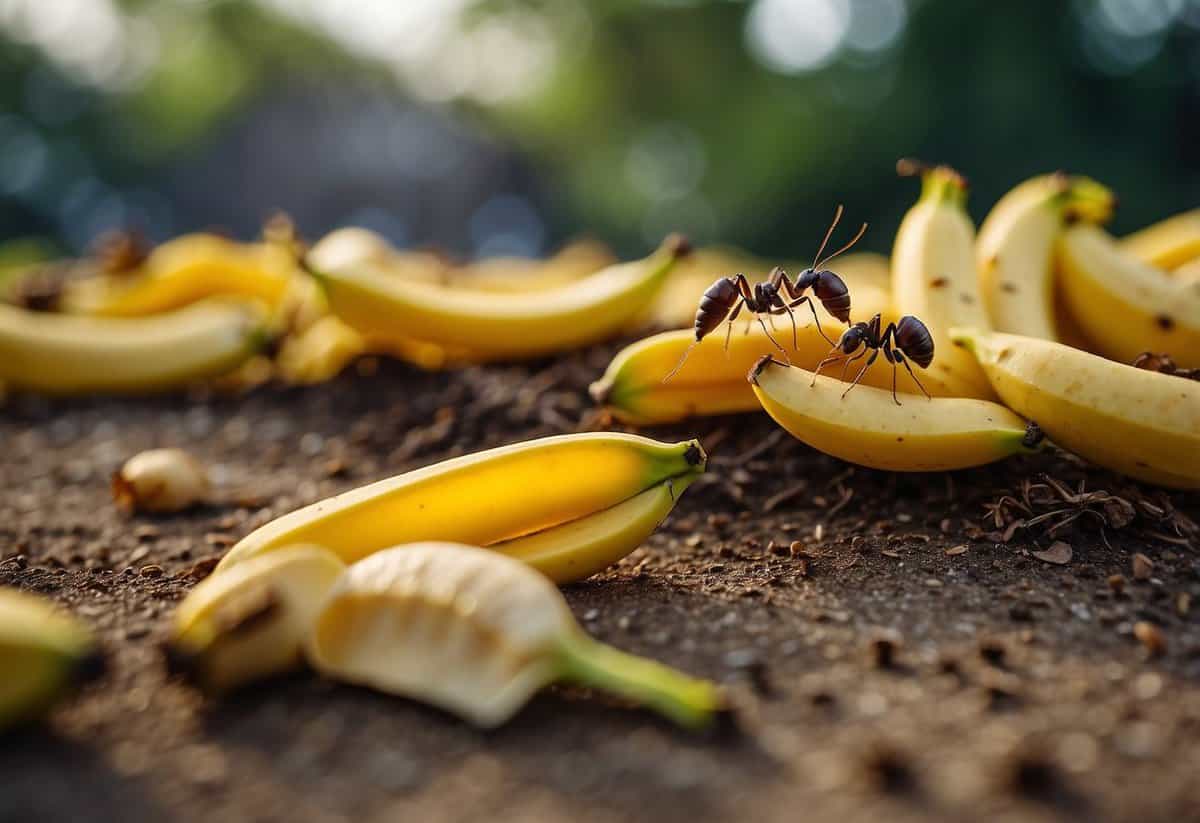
2, 347, 1199, 823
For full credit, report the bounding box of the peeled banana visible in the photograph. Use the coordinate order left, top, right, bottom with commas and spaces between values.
977, 174, 1115, 340
0, 299, 265, 395
1, 588, 105, 730
748, 357, 1040, 471
953, 328, 1200, 489
61, 234, 295, 316
306, 543, 725, 729
167, 545, 346, 693
311, 235, 688, 361
1058, 224, 1200, 368
1121, 209, 1200, 271
892, 161, 995, 399
217, 433, 706, 574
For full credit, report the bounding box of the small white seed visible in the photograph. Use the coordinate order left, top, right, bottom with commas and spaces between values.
112, 448, 211, 513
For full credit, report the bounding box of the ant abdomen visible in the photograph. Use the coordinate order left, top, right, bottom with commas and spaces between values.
894, 315, 934, 368
812, 271, 851, 323
695, 277, 739, 341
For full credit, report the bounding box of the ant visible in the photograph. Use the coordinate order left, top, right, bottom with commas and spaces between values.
663, 206, 866, 382
810, 313, 935, 405
1132, 352, 1199, 381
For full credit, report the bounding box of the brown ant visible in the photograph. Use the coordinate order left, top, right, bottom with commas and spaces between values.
810, 313, 935, 405
1132, 351, 1199, 381
663, 206, 866, 382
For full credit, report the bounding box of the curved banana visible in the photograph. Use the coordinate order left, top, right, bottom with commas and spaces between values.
166, 545, 346, 693
591, 284, 962, 425
0, 299, 265, 395
1121, 209, 1200, 270
748, 356, 1039, 472
451, 239, 616, 293
275, 315, 367, 385
307, 228, 448, 286
1058, 224, 1200, 367
307, 543, 725, 729
892, 161, 995, 398
953, 328, 1200, 489
312, 235, 687, 360
61, 234, 295, 316
491, 475, 696, 583
217, 433, 706, 572
977, 174, 1115, 340
1, 588, 105, 730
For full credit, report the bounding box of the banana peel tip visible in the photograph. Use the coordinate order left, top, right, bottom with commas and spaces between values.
747, 354, 777, 385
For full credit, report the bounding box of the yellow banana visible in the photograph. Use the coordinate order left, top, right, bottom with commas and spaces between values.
0, 299, 265, 395
166, 545, 346, 693
217, 433, 706, 572
311, 235, 687, 360
1, 588, 105, 730
1058, 224, 1200, 368
450, 239, 616, 292
590, 283, 971, 425
306, 228, 448, 286
306, 543, 725, 729
275, 315, 367, 385
1176, 257, 1200, 281
953, 328, 1200, 489
1121, 209, 1200, 270
491, 475, 696, 583
977, 174, 1115, 340
60, 234, 295, 316
892, 161, 995, 398
748, 356, 1039, 472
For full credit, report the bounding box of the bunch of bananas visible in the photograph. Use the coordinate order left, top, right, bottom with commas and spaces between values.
595, 163, 1199, 487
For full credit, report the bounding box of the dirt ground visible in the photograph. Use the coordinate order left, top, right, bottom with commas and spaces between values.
2, 345, 1199, 823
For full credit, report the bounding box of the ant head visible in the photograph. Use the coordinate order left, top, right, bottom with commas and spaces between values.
795, 268, 818, 290
837, 323, 866, 354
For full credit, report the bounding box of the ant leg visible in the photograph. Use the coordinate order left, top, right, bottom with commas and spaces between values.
900, 357, 932, 400
838, 348, 867, 381
881, 339, 902, 406
786, 296, 836, 346
723, 300, 744, 355
810, 348, 843, 386
757, 315, 790, 363
770, 296, 801, 350
842, 350, 879, 399
662, 341, 699, 383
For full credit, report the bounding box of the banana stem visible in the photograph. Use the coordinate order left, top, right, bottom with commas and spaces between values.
556, 633, 725, 729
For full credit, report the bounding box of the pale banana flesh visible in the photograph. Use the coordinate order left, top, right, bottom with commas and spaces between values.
1121, 209, 1200, 271
953, 328, 1200, 489
167, 545, 347, 693
590, 281, 973, 425
0, 588, 104, 730
749, 357, 1038, 472
306, 543, 725, 729
311, 236, 686, 360
977, 174, 1115, 340
0, 299, 265, 395
892, 166, 996, 399
217, 433, 706, 572
61, 234, 296, 316
1058, 224, 1200, 368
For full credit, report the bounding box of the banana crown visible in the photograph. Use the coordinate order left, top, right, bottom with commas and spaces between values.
898, 158, 968, 208
1059, 176, 1116, 224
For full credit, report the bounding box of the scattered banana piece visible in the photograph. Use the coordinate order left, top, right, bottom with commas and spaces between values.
892, 160, 996, 399
306, 543, 726, 729
1121, 208, 1200, 271
0, 299, 266, 395
167, 545, 346, 693
1058, 224, 1200, 368
953, 328, 1200, 489
977, 173, 1115, 340
112, 448, 211, 514
217, 433, 706, 574
310, 235, 688, 361
0, 588, 105, 731
748, 356, 1040, 471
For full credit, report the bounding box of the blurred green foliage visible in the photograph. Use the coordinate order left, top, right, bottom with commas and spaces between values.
0, 0, 1196, 258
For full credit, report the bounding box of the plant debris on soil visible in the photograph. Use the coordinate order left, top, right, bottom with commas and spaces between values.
2, 340, 1199, 823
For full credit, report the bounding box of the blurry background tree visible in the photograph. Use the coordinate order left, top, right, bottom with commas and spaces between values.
0, 0, 1196, 261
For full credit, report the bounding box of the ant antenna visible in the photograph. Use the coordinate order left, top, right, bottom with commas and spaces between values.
662, 341, 699, 383
816, 220, 868, 269
811, 205, 843, 268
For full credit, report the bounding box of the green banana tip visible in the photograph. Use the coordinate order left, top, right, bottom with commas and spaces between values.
683, 440, 707, 471
899, 158, 968, 205
664, 233, 692, 260
588, 377, 613, 407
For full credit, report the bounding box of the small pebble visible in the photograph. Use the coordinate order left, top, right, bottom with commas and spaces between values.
1132, 553, 1154, 581
1133, 621, 1166, 657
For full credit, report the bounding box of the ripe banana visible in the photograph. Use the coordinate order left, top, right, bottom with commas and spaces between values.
450, 239, 616, 293
307, 228, 448, 286
306, 543, 725, 729
217, 433, 706, 572
166, 545, 346, 693
0, 299, 265, 395
1121, 209, 1200, 270
1, 587, 105, 730
953, 328, 1200, 489
892, 161, 995, 399
60, 234, 295, 316
748, 356, 1039, 471
275, 315, 367, 385
1058, 224, 1200, 368
590, 283, 973, 425
977, 174, 1115, 340
311, 235, 687, 360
